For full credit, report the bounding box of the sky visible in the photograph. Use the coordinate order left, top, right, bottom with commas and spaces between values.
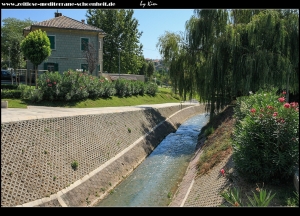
1, 9, 195, 60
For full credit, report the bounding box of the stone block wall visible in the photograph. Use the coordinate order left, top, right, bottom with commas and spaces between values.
1, 104, 206, 207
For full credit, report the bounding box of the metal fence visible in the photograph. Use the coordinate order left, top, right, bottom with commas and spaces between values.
6, 69, 48, 86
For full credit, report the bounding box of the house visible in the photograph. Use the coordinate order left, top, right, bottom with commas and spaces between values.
23, 12, 106, 77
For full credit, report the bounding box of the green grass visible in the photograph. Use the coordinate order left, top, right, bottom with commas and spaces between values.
2, 87, 182, 108
1, 99, 28, 108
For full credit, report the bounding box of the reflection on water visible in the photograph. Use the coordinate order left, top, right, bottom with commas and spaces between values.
95, 113, 209, 207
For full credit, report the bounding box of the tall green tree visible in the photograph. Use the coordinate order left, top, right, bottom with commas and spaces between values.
86, 9, 144, 75
156, 31, 182, 93
20, 29, 51, 89
147, 61, 155, 81
139, 58, 148, 75
1, 17, 36, 69
158, 9, 299, 118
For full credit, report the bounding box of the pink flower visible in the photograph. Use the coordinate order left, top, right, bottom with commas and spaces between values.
48, 84, 52, 87
250, 108, 256, 113
290, 102, 298, 108
282, 91, 286, 95
53, 82, 56, 85
273, 112, 278, 117
284, 103, 290, 108
267, 105, 273, 110
46, 79, 50, 83
220, 169, 225, 177
278, 97, 285, 103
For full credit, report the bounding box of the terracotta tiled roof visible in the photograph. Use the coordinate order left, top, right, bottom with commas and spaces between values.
24, 15, 106, 34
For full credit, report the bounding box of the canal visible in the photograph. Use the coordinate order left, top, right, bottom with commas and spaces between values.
95, 113, 210, 207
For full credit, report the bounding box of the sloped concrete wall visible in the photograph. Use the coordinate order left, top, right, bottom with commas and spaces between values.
1, 104, 206, 207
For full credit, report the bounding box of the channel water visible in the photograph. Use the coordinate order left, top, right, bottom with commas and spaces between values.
95, 113, 210, 207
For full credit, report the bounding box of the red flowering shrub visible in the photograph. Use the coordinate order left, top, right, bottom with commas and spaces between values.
233, 89, 299, 184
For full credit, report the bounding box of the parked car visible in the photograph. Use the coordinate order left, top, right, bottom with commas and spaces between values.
1, 69, 16, 82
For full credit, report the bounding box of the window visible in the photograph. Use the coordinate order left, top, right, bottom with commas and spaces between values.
81, 38, 89, 51
44, 62, 58, 72
81, 64, 88, 72
48, 35, 55, 50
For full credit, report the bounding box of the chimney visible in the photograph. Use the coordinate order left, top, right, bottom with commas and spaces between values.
81, 19, 85, 24
55, 12, 62, 17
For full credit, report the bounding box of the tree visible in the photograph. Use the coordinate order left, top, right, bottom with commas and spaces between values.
82, 41, 97, 74
1, 17, 36, 69
139, 59, 148, 75
86, 9, 144, 75
156, 31, 182, 93
21, 29, 51, 89
147, 61, 155, 81
158, 9, 299, 119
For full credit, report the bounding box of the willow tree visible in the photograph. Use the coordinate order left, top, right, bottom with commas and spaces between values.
184, 9, 231, 116
156, 31, 181, 93
156, 25, 201, 101
172, 9, 299, 118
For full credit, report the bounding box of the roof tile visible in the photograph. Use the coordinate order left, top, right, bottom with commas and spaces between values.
24, 15, 105, 34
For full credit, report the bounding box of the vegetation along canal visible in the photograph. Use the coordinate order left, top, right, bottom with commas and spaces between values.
95, 113, 210, 207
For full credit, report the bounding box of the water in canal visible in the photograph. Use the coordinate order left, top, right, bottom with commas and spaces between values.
95, 113, 210, 207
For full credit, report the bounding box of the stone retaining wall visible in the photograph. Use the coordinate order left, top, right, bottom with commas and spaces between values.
1, 104, 206, 207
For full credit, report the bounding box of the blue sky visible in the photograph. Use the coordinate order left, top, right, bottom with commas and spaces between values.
1, 9, 195, 60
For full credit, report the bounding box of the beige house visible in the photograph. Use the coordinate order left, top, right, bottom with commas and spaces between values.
23, 12, 106, 76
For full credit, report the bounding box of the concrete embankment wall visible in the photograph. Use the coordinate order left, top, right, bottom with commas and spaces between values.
1, 104, 207, 207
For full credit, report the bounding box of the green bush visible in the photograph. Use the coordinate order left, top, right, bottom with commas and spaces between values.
146, 82, 158, 96
114, 78, 131, 97
220, 186, 276, 207
71, 160, 79, 171
38, 71, 62, 101
232, 88, 299, 184
1, 84, 19, 90
12, 70, 158, 102
1, 89, 22, 99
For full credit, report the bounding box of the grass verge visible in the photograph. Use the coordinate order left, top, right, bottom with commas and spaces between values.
2, 87, 181, 108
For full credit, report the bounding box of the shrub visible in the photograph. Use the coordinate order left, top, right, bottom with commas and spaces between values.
114, 78, 131, 97
18, 84, 35, 100
232, 88, 299, 184
1, 84, 19, 90
59, 70, 89, 101
146, 82, 158, 96
220, 186, 276, 207
38, 71, 62, 101
71, 160, 79, 171
101, 79, 116, 97
1, 89, 22, 99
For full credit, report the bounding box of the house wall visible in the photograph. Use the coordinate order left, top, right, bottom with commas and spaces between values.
1, 104, 206, 207
26, 28, 103, 76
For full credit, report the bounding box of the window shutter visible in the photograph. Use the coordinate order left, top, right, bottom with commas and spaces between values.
48, 36, 55, 49
54, 63, 59, 72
